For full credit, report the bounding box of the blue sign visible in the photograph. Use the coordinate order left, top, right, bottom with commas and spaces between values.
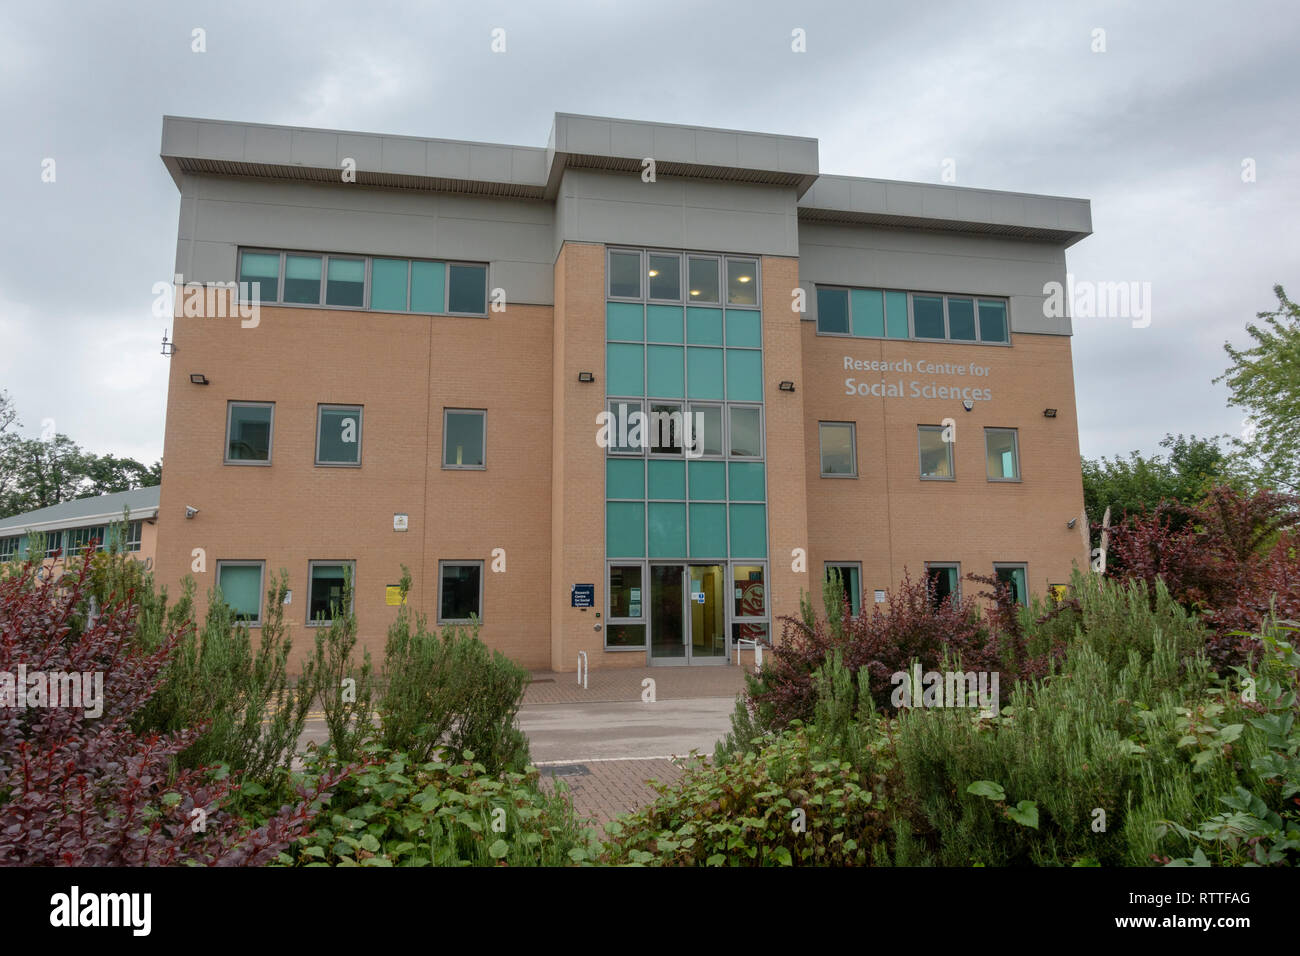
571, 583, 595, 608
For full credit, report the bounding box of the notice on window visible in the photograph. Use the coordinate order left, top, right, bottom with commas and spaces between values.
385, 585, 406, 606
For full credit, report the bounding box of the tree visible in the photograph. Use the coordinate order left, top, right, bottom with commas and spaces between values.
1215, 285, 1300, 494
1082, 432, 1238, 521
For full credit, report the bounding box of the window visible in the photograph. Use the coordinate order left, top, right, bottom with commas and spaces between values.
825, 562, 862, 617
687, 256, 720, 303
283, 254, 322, 304
819, 422, 857, 477
0, 536, 17, 561
370, 258, 409, 311
439, 561, 483, 623
608, 250, 642, 299
925, 563, 960, 609
726, 258, 759, 306
238, 251, 280, 302
985, 428, 1020, 481
307, 560, 353, 625
325, 257, 365, 307
123, 520, 142, 553
37, 530, 60, 554
217, 561, 265, 625
918, 425, 954, 479
690, 404, 724, 457
813, 286, 1009, 344
226, 402, 274, 464
729, 406, 762, 458
994, 564, 1028, 605
648, 253, 681, 301
443, 409, 485, 469
648, 403, 684, 456
65, 526, 106, 558
316, 404, 363, 466
732, 563, 771, 646
607, 400, 645, 455
448, 263, 488, 315
606, 563, 646, 648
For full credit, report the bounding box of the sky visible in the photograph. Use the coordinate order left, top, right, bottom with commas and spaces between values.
0, 0, 1296, 468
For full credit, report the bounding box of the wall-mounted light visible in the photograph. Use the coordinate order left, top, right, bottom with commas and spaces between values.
189, 373, 209, 385
778, 381, 795, 392
962, 399, 974, 412
578, 371, 595, 383
1044, 408, 1058, 418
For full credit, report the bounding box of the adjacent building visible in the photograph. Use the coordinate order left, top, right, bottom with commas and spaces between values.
0, 486, 160, 573
154, 112, 1093, 671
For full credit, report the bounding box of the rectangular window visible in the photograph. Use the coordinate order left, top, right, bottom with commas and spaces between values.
819, 422, 857, 477
238, 251, 280, 303
448, 263, 488, 315
370, 258, 409, 311
0, 536, 17, 561
648, 252, 681, 301
687, 256, 720, 304
978, 300, 1009, 343
648, 403, 684, 456
606, 563, 647, 649
947, 298, 977, 341
410, 260, 445, 313
64, 526, 106, 558
217, 561, 265, 625
985, 428, 1020, 481
918, 425, 954, 479
123, 520, 142, 553
729, 406, 762, 458
732, 563, 770, 647
690, 404, 724, 457
913, 295, 946, 339
817, 287, 849, 334
925, 563, 960, 609
994, 563, 1028, 605
226, 402, 274, 464
283, 254, 322, 304
325, 257, 365, 307
37, 530, 61, 555
316, 404, 363, 466
307, 560, 353, 625
443, 409, 486, 469
825, 562, 862, 616
726, 258, 758, 306
608, 250, 642, 299
607, 400, 645, 455
439, 560, 483, 623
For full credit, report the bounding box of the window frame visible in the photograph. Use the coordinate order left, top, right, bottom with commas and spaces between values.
811, 283, 1012, 346
225, 401, 275, 466
315, 403, 364, 468
442, 408, 487, 470
237, 248, 283, 304
306, 559, 355, 627
727, 404, 765, 461
606, 248, 645, 301
438, 559, 485, 624
686, 402, 725, 459
646, 250, 684, 304
0, 536, 17, 561
824, 561, 863, 617
818, 421, 858, 478
216, 559, 266, 627
605, 560, 649, 651
924, 561, 962, 606
445, 261, 490, 317
984, 427, 1022, 482
993, 562, 1029, 605
917, 424, 955, 481
686, 254, 722, 305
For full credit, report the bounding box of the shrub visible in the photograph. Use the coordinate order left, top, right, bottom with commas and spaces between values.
0, 559, 343, 865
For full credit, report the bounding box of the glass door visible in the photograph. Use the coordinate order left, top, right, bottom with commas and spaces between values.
650, 564, 686, 663
688, 564, 727, 663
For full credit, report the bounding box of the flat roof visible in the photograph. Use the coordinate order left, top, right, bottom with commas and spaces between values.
0, 486, 161, 535
160, 112, 1090, 245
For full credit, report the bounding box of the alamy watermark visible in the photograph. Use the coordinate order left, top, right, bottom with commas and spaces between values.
890, 663, 999, 716
1, 665, 104, 718
1043, 274, 1151, 328
596, 404, 706, 457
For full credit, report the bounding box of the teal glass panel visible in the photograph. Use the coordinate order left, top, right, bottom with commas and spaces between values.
648, 459, 686, 499
729, 504, 767, 558
686, 348, 724, 400
686, 307, 723, 345
688, 460, 726, 500
239, 252, 279, 302
283, 254, 322, 304
606, 502, 645, 558
370, 258, 409, 311
914, 295, 945, 339
646, 305, 684, 343
885, 290, 909, 338
728, 461, 765, 501
326, 258, 365, 307
646, 345, 684, 398
648, 502, 687, 557
948, 298, 977, 341
607, 344, 645, 396
218, 564, 262, 621
606, 458, 644, 499
851, 289, 885, 337
448, 264, 487, 314
725, 310, 761, 348
689, 504, 727, 558
726, 349, 763, 401
979, 300, 1008, 342
817, 288, 849, 333
410, 261, 445, 313
607, 302, 644, 340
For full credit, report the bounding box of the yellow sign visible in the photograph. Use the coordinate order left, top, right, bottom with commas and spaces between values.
385, 586, 406, 606
1048, 584, 1069, 603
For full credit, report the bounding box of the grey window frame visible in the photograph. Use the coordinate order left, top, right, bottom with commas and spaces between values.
824, 561, 863, 616
924, 561, 962, 604
438, 559, 485, 624
605, 560, 649, 651
306, 559, 355, 627
810, 283, 1012, 346
216, 559, 266, 627
445, 261, 490, 317
442, 408, 487, 470
0, 536, 17, 561
727, 404, 764, 460
917, 424, 955, 481
993, 562, 1029, 605
606, 399, 647, 456
686, 401, 725, 459
237, 248, 283, 303
814, 285, 852, 336
224, 401, 275, 466
686, 253, 722, 305
725, 256, 762, 308
730, 560, 772, 650
123, 520, 142, 553
818, 421, 858, 478
323, 254, 367, 310
606, 248, 645, 301
646, 250, 684, 304
985, 427, 1022, 482
315, 403, 364, 468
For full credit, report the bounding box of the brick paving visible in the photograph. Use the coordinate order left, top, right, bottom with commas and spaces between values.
537, 757, 689, 829
523, 660, 754, 705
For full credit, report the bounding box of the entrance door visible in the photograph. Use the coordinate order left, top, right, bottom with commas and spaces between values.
649, 563, 728, 665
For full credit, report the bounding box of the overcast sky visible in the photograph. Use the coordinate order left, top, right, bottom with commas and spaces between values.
1, 0, 1296, 467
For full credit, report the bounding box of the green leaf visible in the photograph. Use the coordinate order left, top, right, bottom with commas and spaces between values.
489, 839, 510, 859
966, 780, 1006, 801
771, 847, 793, 866
1007, 800, 1039, 829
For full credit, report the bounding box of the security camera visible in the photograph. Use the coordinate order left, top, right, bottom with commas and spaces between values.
185, 506, 199, 519
1067, 517, 1077, 529
962, 399, 974, 412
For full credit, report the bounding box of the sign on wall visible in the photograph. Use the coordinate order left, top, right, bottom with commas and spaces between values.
571, 583, 595, 608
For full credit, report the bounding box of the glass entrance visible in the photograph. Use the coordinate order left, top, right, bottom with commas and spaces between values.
649, 563, 728, 665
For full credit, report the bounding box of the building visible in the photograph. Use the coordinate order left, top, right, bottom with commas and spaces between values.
0, 486, 160, 573
154, 112, 1092, 672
